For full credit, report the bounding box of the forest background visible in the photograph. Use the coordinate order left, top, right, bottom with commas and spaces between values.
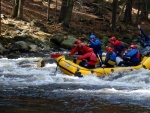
1, 0, 150, 54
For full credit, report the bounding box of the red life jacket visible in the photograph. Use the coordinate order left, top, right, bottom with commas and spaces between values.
87, 52, 97, 65
136, 50, 141, 59
77, 44, 88, 55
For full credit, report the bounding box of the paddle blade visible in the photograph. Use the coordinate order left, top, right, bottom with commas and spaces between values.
65, 55, 74, 60
50, 53, 62, 58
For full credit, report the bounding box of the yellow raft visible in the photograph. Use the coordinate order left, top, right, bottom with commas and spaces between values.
56, 55, 150, 77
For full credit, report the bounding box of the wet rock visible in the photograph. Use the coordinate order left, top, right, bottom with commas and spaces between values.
37, 59, 45, 67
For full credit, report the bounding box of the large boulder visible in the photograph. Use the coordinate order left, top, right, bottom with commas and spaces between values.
61, 35, 78, 49
0, 43, 7, 54
50, 33, 65, 45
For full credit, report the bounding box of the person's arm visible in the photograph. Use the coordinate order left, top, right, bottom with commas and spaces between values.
69, 46, 77, 56
90, 40, 101, 47
103, 52, 111, 64
138, 25, 149, 40
125, 49, 137, 57
77, 53, 90, 60
83, 45, 89, 53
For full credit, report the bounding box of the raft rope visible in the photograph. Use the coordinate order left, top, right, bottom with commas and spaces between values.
60, 59, 105, 75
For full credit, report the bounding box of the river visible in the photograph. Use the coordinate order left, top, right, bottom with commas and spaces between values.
0, 55, 150, 113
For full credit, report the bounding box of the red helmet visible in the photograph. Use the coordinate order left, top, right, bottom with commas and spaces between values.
75, 40, 82, 44
110, 36, 116, 41
88, 48, 93, 52
130, 44, 137, 49
106, 47, 112, 52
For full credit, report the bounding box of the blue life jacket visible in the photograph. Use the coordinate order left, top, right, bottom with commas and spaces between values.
125, 49, 140, 62
110, 51, 116, 61
89, 39, 102, 54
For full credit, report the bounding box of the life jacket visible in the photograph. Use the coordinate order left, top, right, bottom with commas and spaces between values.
110, 51, 116, 61
77, 45, 88, 55
106, 51, 116, 66
128, 49, 141, 62
135, 50, 141, 61
89, 39, 102, 54
86, 52, 97, 65
114, 41, 126, 52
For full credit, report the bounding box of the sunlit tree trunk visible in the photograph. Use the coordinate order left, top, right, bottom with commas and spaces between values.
11, 0, 19, 18
17, 0, 24, 19
11, 0, 24, 19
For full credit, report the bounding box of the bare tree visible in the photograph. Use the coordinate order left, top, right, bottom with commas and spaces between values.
11, 0, 24, 19
111, 0, 118, 31
123, 0, 133, 24
11, 0, 19, 18
47, 0, 51, 21
17, 0, 24, 19
63, 0, 74, 27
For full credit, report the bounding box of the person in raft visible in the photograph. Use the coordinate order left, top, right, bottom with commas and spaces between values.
77, 48, 97, 69
102, 47, 116, 68
69, 40, 89, 56
117, 44, 141, 66
137, 25, 150, 56
88, 34, 103, 63
110, 36, 127, 56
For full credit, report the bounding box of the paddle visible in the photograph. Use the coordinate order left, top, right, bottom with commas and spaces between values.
97, 53, 103, 67
50, 51, 69, 58
65, 55, 82, 60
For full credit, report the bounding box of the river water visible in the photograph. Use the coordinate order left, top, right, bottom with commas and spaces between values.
0, 55, 150, 113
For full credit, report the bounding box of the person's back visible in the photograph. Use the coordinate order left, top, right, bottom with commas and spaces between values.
88, 34, 103, 62
102, 47, 116, 68
118, 44, 141, 66
77, 48, 97, 69
88, 34, 102, 54
69, 40, 89, 56
110, 36, 127, 56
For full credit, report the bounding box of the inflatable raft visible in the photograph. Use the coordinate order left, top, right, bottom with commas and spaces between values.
56, 55, 150, 77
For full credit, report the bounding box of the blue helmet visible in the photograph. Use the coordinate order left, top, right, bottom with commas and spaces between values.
90, 34, 95, 39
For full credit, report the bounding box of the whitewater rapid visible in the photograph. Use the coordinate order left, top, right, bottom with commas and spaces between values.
0, 57, 150, 108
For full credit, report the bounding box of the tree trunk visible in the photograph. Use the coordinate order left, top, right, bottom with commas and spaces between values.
111, 0, 118, 31
63, 0, 74, 27
140, 3, 148, 21
17, 0, 24, 19
47, 0, 51, 21
11, 0, 19, 18
135, 3, 141, 25
58, 0, 69, 22
123, 0, 133, 24
116, 0, 127, 23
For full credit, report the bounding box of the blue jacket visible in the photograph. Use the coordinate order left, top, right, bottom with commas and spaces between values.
89, 39, 102, 54
138, 28, 150, 47
104, 51, 116, 64
125, 49, 140, 62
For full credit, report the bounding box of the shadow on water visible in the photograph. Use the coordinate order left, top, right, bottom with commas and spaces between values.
0, 84, 150, 113
0, 96, 150, 113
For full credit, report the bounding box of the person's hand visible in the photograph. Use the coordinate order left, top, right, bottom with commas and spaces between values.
88, 39, 91, 43
102, 64, 106, 67
138, 25, 140, 29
